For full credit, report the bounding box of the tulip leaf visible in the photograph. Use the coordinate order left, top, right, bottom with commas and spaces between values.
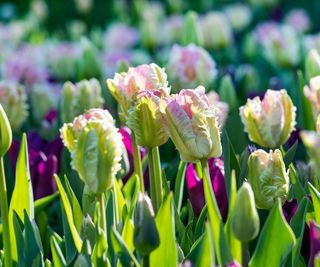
123, 174, 140, 218
54, 174, 83, 252
194, 205, 207, 241
110, 227, 139, 267
113, 180, 126, 224
174, 161, 187, 213
249, 200, 296, 267
308, 182, 320, 224
121, 216, 134, 253
35, 192, 60, 215
50, 235, 67, 267
9, 133, 34, 261
284, 140, 298, 167
150, 194, 178, 267
290, 198, 309, 267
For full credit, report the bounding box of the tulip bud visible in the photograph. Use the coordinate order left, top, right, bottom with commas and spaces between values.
60, 109, 123, 195
304, 76, 320, 120
305, 50, 320, 81
163, 86, 222, 162
107, 63, 169, 123
231, 182, 260, 242
240, 89, 296, 148
127, 89, 169, 148
134, 193, 160, 255
0, 81, 28, 131
224, 4, 252, 33
248, 149, 289, 210
219, 75, 237, 112
0, 104, 12, 157
181, 11, 203, 46
167, 44, 217, 91
61, 78, 104, 123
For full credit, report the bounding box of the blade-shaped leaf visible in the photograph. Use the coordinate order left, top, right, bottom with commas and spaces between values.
150, 194, 178, 267
50, 235, 67, 267
35, 192, 59, 215
249, 200, 296, 267
174, 161, 187, 213
9, 134, 34, 260
308, 182, 320, 224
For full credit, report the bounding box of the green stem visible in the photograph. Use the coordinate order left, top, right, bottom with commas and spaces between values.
142, 255, 150, 267
99, 193, 107, 247
0, 157, 11, 267
131, 132, 145, 192
147, 147, 163, 213
241, 242, 249, 267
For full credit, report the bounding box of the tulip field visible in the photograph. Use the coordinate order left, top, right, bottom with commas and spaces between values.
1, 0, 320, 266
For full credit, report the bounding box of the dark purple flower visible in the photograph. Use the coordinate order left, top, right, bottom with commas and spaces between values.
9, 132, 63, 199
186, 158, 228, 220
282, 199, 298, 223
310, 220, 320, 267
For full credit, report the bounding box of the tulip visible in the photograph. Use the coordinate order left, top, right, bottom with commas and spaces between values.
285, 9, 311, 33
240, 89, 296, 148
310, 220, 320, 267
206, 90, 229, 128
304, 76, 320, 120
200, 12, 233, 50
181, 11, 203, 46
60, 108, 123, 195
107, 63, 169, 123
248, 149, 290, 210
127, 89, 169, 148
134, 193, 160, 256
0, 81, 28, 131
61, 78, 104, 123
224, 4, 252, 33
305, 50, 320, 81
167, 44, 217, 91
219, 75, 237, 112
163, 86, 222, 163
186, 158, 228, 220
300, 130, 320, 177
231, 182, 260, 242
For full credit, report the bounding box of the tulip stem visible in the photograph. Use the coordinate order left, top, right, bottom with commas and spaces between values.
147, 147, 163, 213
0, 157, 11, 267
142, 255, 150, 267
131, 132, 145, 192
241, 242, 250, 267
99, 193, 107, 246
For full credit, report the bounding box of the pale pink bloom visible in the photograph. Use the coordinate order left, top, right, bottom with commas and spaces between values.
207, 91, 229, 127
285, 9, 310, 33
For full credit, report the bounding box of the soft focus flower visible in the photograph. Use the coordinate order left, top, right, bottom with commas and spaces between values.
200, 12, 233, 50
284, 9, 310, 33
127, 88, 169, 148
255, 22, 300, 68
167, 44, 217, 91
305, 50, 320, 81
60, 108, 123, 194
104, 23, 139, 51
61, 78, 104, 123
0, 80, 28, 131
31, 0, 48, 22
163, 86, 222, 162
206, 90, 229, 127
161, 15, 184, 45
310, 220, 320, 267
186, 158, 228, 219
304, 76, 320, 120
305, 33, 320, 53
30, 82, 60, 124
107, 63, 169, 123
231, 182, 260, 242
248, 149, 290, 210
300, 130, 320, 177
240, 89, 296, 148
74, 0, 93, 14
224, 4, 252, 33
9, 132, 63, 199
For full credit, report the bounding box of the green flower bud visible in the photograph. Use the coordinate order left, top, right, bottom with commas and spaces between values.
301, 130, 320, 177
248, 149, 289, 210
61, 78, 104, 123
219, 75, 237, 112
127, 89, 169, 148
0, 81, 28, 131
60, 109, 123, 195
181, 11, 203, 46
305, 49, 320, 81
0, 104, 12, 157
134, 193, 160, 255
231, 182, 260, 242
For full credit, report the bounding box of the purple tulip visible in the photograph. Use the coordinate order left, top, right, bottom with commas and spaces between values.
282, 199, 298, 223
9, 132, 63, 199
186, 158, 228, 220
310, 220, 320, 267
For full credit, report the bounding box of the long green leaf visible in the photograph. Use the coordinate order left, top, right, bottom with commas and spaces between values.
54, 174, 83, 252
50, 235, 67, 267
150, 194, 177, 267
249, 200, 296, 267
9, 134, 34, 260
308, 182, 320, 224
35, 192, 59, 215
174, 161, 187, 213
